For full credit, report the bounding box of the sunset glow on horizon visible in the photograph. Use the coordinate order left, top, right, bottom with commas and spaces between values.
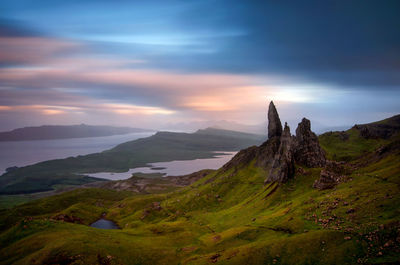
0, 1, 399, 132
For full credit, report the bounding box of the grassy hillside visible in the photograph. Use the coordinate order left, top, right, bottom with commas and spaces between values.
319, 114, 400, 161
0, 117, 399, 264
0, 128, 264, 195
319, 128, 388, 161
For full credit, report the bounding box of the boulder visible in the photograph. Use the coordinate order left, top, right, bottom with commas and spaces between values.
313, 160, 348, 190
313, 169, 337, 190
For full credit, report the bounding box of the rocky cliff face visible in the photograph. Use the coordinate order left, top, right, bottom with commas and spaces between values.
225, 101, 327, 184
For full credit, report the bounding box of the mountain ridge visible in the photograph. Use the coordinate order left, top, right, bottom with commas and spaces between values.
0, 124, 151, 142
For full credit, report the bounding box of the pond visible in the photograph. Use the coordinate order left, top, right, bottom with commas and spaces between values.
90, 218, 120, 229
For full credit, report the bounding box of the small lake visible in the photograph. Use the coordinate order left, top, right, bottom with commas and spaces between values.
87, 151, 237, 180
0, 132, 154, 174
90, 218, 119, 229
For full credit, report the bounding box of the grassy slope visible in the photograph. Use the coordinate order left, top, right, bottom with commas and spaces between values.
319, 114, 400, 162
0, 128, 264, 195
319, 128, 388, 161
0, 128, 399, 264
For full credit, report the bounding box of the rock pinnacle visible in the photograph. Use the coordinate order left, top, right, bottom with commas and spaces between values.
268, 101, 283, 139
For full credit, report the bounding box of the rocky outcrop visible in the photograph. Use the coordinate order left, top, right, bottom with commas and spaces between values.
313, 169, 338, 190
51, 214, 83, 224
223, 146, 258, 171
313, 159, 348, 190
262, 105, 326, 183
223, 101, 327, 184
268, 101, 282, 139
294, 118, 326, 168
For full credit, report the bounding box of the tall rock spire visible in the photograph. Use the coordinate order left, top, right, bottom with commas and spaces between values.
268, 101, 283, 139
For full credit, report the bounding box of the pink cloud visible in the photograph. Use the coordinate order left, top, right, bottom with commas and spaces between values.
0, 34, 287, 127
0, 37, 82, 65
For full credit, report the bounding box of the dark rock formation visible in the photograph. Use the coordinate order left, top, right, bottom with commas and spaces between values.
268, 101, 282, 139
313, 169, 337, 190
313, 161, 348, 190
263, 116, 326, 183
265, 123, 295, 183
223, 101, 327, 184
51, 214, 83, 224
223, 146, 258, 171
256, 136, 281, 169
294, 118, 326, 168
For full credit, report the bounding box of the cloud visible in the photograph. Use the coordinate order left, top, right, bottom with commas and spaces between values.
0, 36, 82, 65
0, 66, 262, 111
0, 3, 399, 131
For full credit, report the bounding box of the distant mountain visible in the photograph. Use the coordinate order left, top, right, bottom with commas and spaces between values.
0, 124, 151, 141
163, 120, 267, 135
163, 119, 351, 135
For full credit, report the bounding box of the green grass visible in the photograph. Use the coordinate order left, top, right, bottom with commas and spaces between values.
319, 128, 389, 161
0, 126, 399, 264
0, 195, 33, 209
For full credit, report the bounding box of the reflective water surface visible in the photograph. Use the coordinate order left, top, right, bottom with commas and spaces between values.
87, 151, 237, 180
0, 132, 154, 174
90, 218, 120, 229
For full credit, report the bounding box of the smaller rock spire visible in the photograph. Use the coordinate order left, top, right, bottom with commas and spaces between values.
294, 118, 326, 167
283, 122, 291, 137
268, 101, 282, 139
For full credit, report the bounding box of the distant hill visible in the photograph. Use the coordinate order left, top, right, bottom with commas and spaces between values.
0, 128, 265, 194
163, 119, 352, 135
0, 124, 151, 141
163, 120, 267, 135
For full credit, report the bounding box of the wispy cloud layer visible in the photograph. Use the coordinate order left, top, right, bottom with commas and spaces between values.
0, 1, 399, 131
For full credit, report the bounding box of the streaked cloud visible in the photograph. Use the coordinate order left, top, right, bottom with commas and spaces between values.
103, 103, 175, 115
0, 36, 82, 65
0, 1, 399, 131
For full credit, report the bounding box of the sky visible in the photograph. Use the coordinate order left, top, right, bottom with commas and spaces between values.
0, 0, 399, 132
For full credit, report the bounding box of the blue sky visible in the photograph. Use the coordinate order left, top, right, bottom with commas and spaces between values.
0, 0, 399, 131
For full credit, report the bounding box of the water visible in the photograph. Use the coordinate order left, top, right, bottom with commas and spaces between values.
0, 132, 155, 174
90, 218, 119, 229
87, 151, 237, 180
